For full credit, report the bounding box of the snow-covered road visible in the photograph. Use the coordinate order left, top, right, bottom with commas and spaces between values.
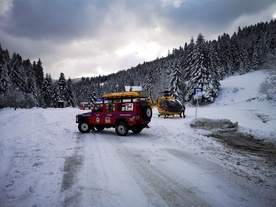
69, 132, 213, 207
0, 107, 275, 207
59, 119, 275, 207
1, 71, 276, 207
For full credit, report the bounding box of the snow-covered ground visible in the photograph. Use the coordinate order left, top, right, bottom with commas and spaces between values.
0, 70, 275, 207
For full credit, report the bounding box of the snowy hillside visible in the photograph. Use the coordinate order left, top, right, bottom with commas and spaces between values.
196, 70, 276, 142
0, 70, 275, 207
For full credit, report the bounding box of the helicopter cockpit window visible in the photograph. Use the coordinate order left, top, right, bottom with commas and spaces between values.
160, 99, 182, 112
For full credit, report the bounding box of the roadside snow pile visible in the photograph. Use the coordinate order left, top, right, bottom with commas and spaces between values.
190, 118, 238, 132
191, 70, 276, 143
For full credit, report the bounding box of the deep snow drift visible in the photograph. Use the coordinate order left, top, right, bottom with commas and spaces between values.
0, 70, 275, 207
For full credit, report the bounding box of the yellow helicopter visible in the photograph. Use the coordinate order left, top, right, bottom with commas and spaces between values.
153, 90, 185, 118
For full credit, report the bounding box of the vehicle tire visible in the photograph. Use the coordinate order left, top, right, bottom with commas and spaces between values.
115, 122, 128, 136
78, 122, 90, 133
95, 126, 105, 131
132, 127, 143, 134
142, 106, 152, 121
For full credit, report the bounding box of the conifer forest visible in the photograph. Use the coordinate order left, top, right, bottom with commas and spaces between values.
0, 20, 275, 108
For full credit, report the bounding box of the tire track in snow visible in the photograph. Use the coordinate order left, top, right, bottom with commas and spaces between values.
72, 131, 211, 206
114, 135, 276, 207
60, 134, 84, 207
76, 132, 150, 207
108, 136, 212, 207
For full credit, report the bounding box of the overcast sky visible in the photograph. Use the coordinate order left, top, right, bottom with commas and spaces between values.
0, 0, 275, 79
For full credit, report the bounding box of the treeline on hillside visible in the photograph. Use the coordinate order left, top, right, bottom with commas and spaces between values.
73, 20, 276, 104
0, 48, 76, 108
0, 20, 275, 108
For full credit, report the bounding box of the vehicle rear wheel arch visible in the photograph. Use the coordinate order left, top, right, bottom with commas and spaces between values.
115, 118, 128, 126
132, 127, 143, 134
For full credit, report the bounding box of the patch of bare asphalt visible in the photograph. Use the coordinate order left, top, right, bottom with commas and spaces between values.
207, 131, 276, 166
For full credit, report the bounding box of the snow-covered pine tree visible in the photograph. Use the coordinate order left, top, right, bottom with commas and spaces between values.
74, 77, 92, 104
182, 37, 195, 80
32, 59, 44, 106
169, 59, 185, 103
52, 81, 60, 108
230, 32, 241, 71
252, 45, 260, 70
22, 59, 37, 107
239, 47, 252, 75
144, 68, 155, 94
89, 90, 97, 105
10, 53, 23, 89
24, 59, 37, 96
217, 33, 234, 78
41, 73, 54, 107
185, 33, 220, 103
66, 78, 76, 107
33, 59, 44, 90
0, 63, 9, 94
58, 72, 68, 104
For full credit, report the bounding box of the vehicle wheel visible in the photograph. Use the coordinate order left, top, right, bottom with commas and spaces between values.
132, 127, 142, 134
115, 122, 128, 136
95, 126, 105, 131
142, 106, 152, 121
78, 122, 90, 133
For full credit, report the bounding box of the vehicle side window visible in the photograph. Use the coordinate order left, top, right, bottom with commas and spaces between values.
93, 104, 103, 112
118, 103, 133, 111
125, 103, 133, 111
106, 103, 115, 112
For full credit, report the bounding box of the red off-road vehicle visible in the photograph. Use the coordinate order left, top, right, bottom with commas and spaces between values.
76, 91, 152, 136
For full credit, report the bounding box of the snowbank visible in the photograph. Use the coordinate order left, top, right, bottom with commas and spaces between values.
192, 70, 276, 143
190, 118, 238, 131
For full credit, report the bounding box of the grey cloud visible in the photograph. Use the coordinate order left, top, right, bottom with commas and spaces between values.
2, 0, 275, 41
0, 0, 275, 79
1, 0, 108, 40
160, 0, 275, 31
